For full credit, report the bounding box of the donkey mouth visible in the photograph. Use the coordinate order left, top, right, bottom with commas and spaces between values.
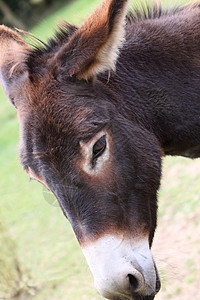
113, 295, 156, 300
127, 290, 157, 300
129, 293, 156, 300
113, 294, 155, 300
132, 296, 155, 300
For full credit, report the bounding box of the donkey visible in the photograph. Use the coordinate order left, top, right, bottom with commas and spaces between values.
1, 0, 200, 299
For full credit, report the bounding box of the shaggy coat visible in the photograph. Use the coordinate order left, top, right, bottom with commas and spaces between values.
1, 1, 200, 299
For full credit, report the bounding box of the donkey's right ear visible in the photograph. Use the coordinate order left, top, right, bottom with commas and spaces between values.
0, 25, 30, 107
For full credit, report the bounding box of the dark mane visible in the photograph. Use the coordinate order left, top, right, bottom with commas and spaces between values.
28, 1, 181, 54
27, 0, 198, 74
127, 1, 183, 23
27, 22, 77, 73
45, 22, 78, 53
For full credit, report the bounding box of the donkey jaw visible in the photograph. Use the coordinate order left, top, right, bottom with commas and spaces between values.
81, 234, 158, 300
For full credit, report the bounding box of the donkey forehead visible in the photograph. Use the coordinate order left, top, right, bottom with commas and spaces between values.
18, 89, 111, 174
19, 80, 108, 136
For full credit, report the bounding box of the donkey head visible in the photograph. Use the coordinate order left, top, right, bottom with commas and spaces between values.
0, 0, 161, 299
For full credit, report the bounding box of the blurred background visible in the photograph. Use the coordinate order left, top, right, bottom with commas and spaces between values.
0, 0, 86, 30
0, 0, 200, 299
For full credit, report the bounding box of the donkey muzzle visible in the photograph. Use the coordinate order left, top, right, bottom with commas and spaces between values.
81, 234, 159, 300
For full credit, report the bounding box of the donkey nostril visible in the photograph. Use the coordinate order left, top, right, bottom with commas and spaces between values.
128, 274, 139, 292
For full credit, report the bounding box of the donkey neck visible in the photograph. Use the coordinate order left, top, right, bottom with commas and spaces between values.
105, 14, 200, 159
99, 60, 200, 159
116, 61, 200, 158
135, 83, 200, 158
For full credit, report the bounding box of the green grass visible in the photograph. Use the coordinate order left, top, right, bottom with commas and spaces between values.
0, 0, 200, 299
159, 157, 200, 216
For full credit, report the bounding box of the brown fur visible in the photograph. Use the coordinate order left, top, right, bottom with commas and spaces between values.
52, 0, 129, 79
1, 1, 200, 299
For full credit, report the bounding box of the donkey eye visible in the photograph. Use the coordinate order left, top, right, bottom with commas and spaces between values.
93, 135, 106, 160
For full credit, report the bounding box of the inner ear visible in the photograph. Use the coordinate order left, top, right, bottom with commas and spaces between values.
0, 25, 30, 106
53, 0, 129, 80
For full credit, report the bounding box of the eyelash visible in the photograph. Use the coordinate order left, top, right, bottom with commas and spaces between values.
92, 135, 106, 161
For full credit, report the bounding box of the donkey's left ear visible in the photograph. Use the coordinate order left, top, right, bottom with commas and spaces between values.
55, 0, 129, 80
0, 25, 30, 107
